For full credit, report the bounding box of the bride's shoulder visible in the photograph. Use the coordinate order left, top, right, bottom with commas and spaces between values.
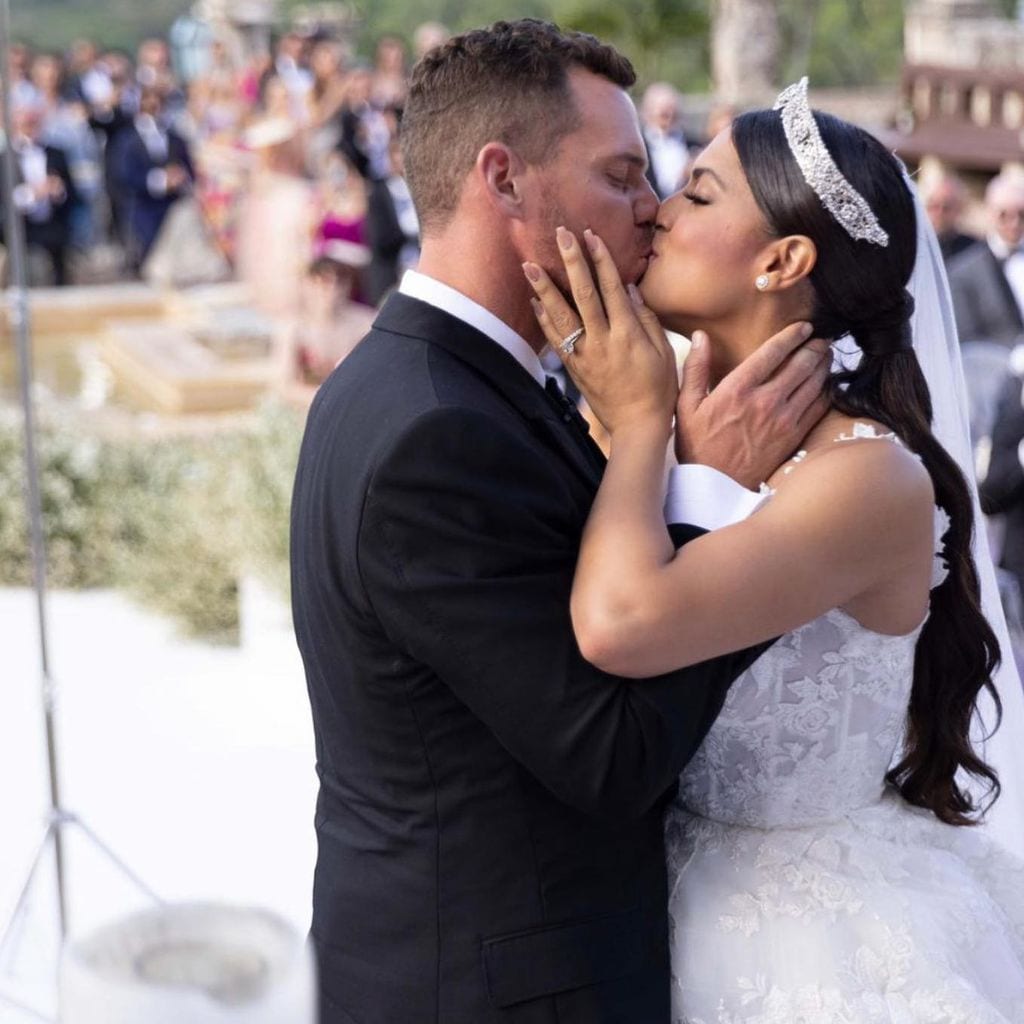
765, 414, 934, 536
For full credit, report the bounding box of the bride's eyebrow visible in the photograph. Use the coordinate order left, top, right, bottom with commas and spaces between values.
690, 166, 727, 190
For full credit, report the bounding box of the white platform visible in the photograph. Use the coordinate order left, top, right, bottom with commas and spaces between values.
0, 581, 317, 1022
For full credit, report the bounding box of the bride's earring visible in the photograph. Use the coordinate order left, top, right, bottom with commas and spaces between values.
755, 274, 770, 291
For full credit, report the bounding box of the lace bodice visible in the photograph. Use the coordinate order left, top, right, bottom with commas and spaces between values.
678, 426, 950, 829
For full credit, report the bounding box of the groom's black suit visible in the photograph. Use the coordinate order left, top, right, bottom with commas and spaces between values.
291, 292, 768, 1023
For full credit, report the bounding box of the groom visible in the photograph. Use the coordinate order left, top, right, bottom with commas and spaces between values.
291, 19, 827, 1024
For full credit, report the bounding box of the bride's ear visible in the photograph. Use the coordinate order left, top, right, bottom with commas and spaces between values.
476, 142, 527, 220
761, 235, 817, 292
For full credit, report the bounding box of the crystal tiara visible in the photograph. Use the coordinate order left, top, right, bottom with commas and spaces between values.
773, 78, 889, 248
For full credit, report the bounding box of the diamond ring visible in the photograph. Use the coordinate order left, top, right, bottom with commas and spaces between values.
559, 327, 584, 356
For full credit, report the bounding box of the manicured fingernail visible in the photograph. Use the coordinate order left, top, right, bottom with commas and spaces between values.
556, 226, 573, 250
627, 283, 642, 305
801, 322, 814, 339
691, 331, 705, 349
584, 229, 599, 254
522, 262, 540, 282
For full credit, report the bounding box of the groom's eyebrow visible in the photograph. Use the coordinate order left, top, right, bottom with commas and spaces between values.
691, 167, 726, 190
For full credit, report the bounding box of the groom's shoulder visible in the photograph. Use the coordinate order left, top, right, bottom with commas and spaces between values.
307, 319, 528, 457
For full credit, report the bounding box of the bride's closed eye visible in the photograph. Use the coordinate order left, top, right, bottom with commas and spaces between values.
683, 191, 710, 206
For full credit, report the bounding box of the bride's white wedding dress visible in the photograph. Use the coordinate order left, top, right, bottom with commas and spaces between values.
666, 429, 1024, 1024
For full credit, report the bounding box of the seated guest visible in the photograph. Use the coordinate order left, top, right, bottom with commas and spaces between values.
949, 171, 1024, 347
108, 86, 194, 272
922, 172, 975, 263
0, 102, 78, 285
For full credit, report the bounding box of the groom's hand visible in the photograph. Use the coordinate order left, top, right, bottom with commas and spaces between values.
675, 323, 830, 490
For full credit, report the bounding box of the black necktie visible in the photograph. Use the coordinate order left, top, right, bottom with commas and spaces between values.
544, 375, 591, 436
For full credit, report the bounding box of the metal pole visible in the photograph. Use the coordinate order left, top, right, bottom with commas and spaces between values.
0, 3, 68, 937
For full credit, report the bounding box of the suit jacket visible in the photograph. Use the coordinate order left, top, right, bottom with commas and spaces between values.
0, 142, 77, 251
290, 293, 771, 1024
364, 177, 415, 305
980, 370, 1024, 591
949, 240, 1024, 347
108, 123, 193, 258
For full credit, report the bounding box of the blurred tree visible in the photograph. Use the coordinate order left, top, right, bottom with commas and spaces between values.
554, 0, 709, 85
710, 0, 779, 102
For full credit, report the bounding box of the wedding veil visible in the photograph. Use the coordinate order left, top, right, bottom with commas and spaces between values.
904, 174, 1024, 853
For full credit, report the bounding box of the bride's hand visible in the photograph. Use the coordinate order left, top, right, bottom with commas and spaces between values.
523, 227, 678, 439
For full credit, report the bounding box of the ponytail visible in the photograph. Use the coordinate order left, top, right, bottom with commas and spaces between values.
832, 318, 1002, 825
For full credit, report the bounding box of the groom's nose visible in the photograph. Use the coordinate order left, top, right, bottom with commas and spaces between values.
635, 178, 659, 227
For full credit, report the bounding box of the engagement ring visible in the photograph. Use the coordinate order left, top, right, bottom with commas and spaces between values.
559, 327, 584, 356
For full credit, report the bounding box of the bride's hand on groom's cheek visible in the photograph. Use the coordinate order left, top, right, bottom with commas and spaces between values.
675, 324, 831, 490
522, 227, 678, 436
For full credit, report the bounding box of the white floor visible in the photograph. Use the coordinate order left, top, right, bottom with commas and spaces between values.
0, 581, 318, 1021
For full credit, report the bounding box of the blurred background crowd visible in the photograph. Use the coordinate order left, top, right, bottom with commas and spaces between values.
3, 0, 1024, 618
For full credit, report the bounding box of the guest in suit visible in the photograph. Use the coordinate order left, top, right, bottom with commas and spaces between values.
922, 172, 975, 264
290, 19, 827, 1024
108, 86, 194, 271
980, 357, 1024, 600
949, 172, 1024, 347
365, 135, 418, 304
640, 81, 689, 200
1, 103, 78, 285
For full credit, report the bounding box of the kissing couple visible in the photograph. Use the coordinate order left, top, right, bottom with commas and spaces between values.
291, 18, 1024, 1024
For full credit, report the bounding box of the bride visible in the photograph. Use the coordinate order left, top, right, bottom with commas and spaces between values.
526, 80, 1024, 1021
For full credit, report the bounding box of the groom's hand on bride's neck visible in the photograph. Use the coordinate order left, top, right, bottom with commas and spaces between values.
675, 322, 831, 490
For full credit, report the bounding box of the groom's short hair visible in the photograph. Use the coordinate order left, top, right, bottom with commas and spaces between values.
401, 19, 635, 234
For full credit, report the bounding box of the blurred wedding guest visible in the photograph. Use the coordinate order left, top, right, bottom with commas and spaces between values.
365, 135, 418, 304
949, 171, 1024, 347
135, 37, 178, 95
65, 40, 108, 106
86, 49, 136, 246
0, 103, 78, 285
308, 40, 348, 128
31, 52, 102, 250
413, 21, 450, 60
980, 353, 1024, 602
315, 150, 367, 251
336, 62, 390, 180
277, 241, 376, 403
235, 117, 318, 318
640, 81, 688, 199
238, 50, 273, 108
108, 86, 194, 271
371, 35, 407, 111
273, 31, 313, 116
923, 172, 975, 263
8, 43, 40, 108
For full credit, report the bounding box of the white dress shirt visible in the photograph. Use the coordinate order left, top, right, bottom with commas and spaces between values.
398, 270, 764, 531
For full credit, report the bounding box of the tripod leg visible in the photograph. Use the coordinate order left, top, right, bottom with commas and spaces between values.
66, 815, 163, 905
0, 824, 54, 963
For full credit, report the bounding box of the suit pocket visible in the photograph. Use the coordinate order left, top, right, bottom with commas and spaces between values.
482, 906, 646, 1008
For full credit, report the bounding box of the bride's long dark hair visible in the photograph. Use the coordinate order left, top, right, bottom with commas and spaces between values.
731, 109, 1001, 826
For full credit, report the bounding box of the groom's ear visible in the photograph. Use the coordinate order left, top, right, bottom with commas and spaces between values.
476, 142, 527, 220
764, 235, 817, 291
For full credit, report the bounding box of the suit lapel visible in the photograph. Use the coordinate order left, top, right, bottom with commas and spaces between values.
373, 293, 604, 488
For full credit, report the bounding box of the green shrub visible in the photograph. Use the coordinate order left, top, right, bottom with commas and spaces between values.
0, 401, 305, 642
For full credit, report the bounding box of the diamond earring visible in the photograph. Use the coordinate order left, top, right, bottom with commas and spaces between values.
755, 274, 770, 291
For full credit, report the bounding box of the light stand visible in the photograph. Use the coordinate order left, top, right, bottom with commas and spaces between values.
0, 5, 161, 1019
